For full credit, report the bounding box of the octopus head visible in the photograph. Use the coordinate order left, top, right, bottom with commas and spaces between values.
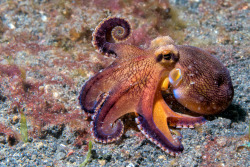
169, 45, 234, 115
152, 36, 234, 115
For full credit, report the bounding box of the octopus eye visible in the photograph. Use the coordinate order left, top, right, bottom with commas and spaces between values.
154, 45, 179, 63
162, 52, 173, 60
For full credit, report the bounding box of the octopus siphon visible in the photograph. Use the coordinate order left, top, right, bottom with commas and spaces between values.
79, 17, 234, 156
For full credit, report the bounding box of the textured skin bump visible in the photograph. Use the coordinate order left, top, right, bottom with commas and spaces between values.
79, 17, 234, 155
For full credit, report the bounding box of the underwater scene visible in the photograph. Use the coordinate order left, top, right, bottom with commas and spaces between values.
0, 0, 249, 166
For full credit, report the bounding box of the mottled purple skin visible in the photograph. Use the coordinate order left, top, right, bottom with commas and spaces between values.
79, 17, 234, 155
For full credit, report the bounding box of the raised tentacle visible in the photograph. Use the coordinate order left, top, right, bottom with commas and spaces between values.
92, 17, 131, 56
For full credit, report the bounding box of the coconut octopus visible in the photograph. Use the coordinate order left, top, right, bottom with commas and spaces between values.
79, 17, 234, 156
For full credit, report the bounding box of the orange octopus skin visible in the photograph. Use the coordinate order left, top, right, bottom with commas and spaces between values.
79, 17, 234, 155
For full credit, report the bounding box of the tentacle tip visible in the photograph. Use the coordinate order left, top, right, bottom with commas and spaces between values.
171, 151, 182, 157
91, 16, 131, 56
201, 117, 206, 123
91, 118, 124, 145
194, 117, 207, 127
93, 135, 123, 144
162, 147, 183, 156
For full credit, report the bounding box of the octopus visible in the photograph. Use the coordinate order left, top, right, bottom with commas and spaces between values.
79, 17, 234, 155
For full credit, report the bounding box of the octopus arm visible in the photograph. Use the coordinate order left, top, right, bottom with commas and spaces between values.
91, 83, 141, 143
92, 17, 133, 59
156, 92, 206, 128
79, 45, 149, 113
136, 86, 184, 154
79, 62, 121, 113
136, 75, 206, 154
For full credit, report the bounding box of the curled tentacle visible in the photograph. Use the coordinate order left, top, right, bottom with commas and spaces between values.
90, 80, 140, 143
92, 17, 131, 56
90, 91, 125, 143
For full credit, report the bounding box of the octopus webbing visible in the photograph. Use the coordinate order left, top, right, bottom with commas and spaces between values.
79, 17, 234, 155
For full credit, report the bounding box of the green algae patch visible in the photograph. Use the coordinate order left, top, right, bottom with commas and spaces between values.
20, 112, 28, 143
79, 141, 93, 167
